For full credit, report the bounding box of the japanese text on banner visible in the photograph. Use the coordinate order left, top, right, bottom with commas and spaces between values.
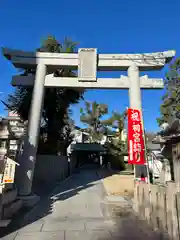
127, 108, 145, 165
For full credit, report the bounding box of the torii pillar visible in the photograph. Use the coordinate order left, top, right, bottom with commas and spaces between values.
18, 64, 47, 197
128, 63, 146, 180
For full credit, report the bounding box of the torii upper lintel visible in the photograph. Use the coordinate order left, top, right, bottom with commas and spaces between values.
2, 47, 176, 71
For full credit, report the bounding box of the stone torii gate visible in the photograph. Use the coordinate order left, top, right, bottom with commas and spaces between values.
2, 48, 175, 201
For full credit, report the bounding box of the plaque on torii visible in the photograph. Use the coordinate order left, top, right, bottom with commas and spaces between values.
2, 47, 176, 196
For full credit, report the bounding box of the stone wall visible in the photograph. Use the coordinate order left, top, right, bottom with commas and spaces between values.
33, 155, 77, 185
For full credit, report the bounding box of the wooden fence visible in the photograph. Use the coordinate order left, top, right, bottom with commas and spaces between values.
134, 182, 180, 239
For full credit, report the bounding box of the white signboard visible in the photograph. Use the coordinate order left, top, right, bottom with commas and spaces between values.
2, 157, 19, 184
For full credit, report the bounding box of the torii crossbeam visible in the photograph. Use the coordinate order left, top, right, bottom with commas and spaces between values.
12, 74, 164, 89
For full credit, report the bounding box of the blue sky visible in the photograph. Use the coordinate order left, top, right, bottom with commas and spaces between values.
0, 0, 179, 132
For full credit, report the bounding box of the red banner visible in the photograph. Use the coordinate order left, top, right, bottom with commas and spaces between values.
128, 108, 145, 165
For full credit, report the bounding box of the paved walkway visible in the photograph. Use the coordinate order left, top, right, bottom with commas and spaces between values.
2, 168, 163, 240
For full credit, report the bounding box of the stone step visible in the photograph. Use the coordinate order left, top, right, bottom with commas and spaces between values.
2, 189, 17, 205
3, 199, 22, 219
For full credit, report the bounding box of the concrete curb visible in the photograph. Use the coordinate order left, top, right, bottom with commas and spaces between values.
96, 170, 109, 198
96, 169, 117, 197
96, 170, 113, 219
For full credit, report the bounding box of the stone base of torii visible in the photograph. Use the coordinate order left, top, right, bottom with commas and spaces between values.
2, 47, 175, 205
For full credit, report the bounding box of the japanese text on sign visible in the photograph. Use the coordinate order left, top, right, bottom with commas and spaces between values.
2, 157, 19, 184
127, 109, 145, 165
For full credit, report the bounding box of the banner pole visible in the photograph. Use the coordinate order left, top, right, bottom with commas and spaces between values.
140, 109, 150, 184
140, 110, 151, 206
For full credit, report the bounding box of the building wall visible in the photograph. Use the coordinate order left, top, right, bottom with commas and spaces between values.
33, 155, 68, 184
